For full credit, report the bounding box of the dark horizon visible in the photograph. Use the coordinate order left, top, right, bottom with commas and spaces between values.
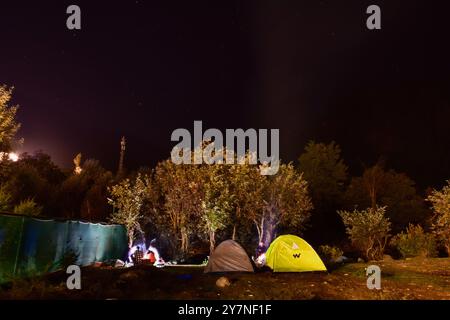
1, 1, 449, 188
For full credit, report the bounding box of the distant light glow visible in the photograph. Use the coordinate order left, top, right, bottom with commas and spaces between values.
0, 152, 20, 162
8, 152, 19, 162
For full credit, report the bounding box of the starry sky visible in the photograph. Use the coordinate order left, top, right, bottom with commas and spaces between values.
0, 1, 449, 188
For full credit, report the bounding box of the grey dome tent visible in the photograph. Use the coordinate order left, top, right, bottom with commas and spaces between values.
204, 240, 254, 273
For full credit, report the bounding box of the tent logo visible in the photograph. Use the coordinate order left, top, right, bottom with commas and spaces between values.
292, 242, 299, 250
293, 253, 301, 258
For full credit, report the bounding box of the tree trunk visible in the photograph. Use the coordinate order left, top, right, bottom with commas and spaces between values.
209, 230, 216, 255
261, 223, 276, 249
180, 228, 189, 255
370, 185, 377, 209
232, 207, 241, 241
128, 229, 134, 249
255, 204, 278, 250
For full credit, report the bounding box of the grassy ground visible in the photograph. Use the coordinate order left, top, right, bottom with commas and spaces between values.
1, 258, 449, 300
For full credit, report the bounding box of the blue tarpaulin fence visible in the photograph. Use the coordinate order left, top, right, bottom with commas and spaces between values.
0, 214, 128, 282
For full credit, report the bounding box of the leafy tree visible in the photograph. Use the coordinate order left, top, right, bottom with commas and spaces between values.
345, 163, 428, 233
13, 198, 42, 217
298, 141, 348, 242
0, 152, 65, 215
251, 163, 313, 248
59, 159, 112, 220
200, 164, 233, 254
227, 153, 265, 242
108, 173, 151, 248
427, 180, 450, 255
299, 141, 348, 202
154, 160, 203, 257
0, 85, 21, 152
338, 206, 391, 260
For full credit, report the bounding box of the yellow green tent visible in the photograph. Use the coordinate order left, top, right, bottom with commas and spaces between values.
265, 235, 327, 272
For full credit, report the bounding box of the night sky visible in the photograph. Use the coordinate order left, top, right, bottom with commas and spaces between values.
1, 1, 449, 188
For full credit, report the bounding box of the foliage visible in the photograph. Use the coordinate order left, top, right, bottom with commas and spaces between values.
338, 206, 391, 261
0, 152, 65, 216
390, 224, 438, 258
154, 159, 204, 257
108, 173, 151, 248
251, 163, 313, 247
13, 198, 42, 217
345, 163, 428, 233
318, 245, 344, 264
227, 153, 265, 242
298, 141, 348, 242
0, 185, 12, 212
200, 164, 233, 254
299, 141, 348, 203
427, 180, 450, 255
0, 85, 21, 152
60, 159, 112, 221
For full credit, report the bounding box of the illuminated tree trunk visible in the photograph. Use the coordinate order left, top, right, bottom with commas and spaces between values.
232, 207, 241, 241
209, 230, 216, 255
254, 204, 279, 250
180, 228, 189, 255
128, 229, 134, 249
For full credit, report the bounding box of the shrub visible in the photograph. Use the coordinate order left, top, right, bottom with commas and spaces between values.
390, 224, 438, 258
338, 206, 391, 261
0, 185, 12, 212
318, 245, 344, 264
13, 199, 42, 216
427, 180, 450, 256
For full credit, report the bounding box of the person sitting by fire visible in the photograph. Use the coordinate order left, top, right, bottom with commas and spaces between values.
144, 248, 157, 264
131, 245, 144, 265
140, 240, 162, 265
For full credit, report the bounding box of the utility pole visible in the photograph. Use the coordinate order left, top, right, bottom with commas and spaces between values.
117, 136, 126, 177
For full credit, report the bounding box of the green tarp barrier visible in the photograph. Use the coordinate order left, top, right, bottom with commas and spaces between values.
0, 214, 127, 282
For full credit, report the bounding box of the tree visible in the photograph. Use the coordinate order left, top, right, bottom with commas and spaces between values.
154, 159, 203, 257
345, 163, 428, 233
227, 153, 265, 242
338, 206, 391, 260
0, 85, 21, 152
200, 164, 233, 254
59, 159, 112, 220
0, 152, 64, 216
108, 173, 151, 248
298, 141, 348, 203
250, 163, 313, 248
298, 141, 348, 242
427, 180, 450, 255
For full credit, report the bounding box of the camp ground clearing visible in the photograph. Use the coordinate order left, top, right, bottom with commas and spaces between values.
1, 230, 450, 300
1, 257, 450, 300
